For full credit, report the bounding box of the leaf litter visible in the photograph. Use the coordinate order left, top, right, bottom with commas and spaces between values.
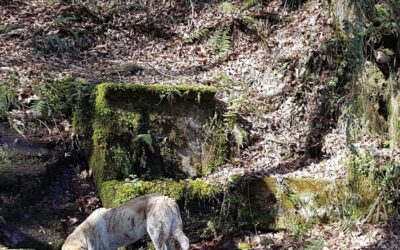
1, 0, 400, 249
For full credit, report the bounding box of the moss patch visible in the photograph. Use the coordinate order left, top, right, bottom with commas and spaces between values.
85, 83, 228, 185
237, 177, 377, 230
353, 61, 387, 133
97, 174, 379, 240
99, 178, 222, 208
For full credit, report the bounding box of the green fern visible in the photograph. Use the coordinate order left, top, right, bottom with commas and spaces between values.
184, 28, 210, 44
232, 124, 248, 149
239, 14, 256, 25
0, 85, 18, 115
183, 0, 271, 57
54, 16, 77, 25
241, 0, 260, 10
35, 34, 68, 54
31, 100, 49, 116
219, 2, 236, 14
208, 29, 231, 57
34, 28, 92, 54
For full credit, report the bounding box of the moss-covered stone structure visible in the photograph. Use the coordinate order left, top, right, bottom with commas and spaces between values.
72, 82, 380, 239
78, 83, 228, 185
96, 176, 378, 234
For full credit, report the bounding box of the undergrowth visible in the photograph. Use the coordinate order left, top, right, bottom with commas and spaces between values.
344, 151, 400, 225
183, 0, 287, 58
33, 28, 93, 55
214, 72, 254, 151
32, 78, 93, 119
0, 85, 19, 118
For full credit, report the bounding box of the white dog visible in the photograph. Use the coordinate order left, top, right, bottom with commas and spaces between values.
62, 194, 189, 250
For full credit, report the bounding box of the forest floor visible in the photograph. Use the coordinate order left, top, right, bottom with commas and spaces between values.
1, 0, 400, 249
2, 0, 399, 182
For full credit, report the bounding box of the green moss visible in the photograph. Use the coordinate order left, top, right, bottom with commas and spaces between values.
90, 144, 108, 185
237, 242, 251, 249
116, 110, 141, 129
100, 175, 380, 235
109, 145, 132, 178
238, 176, 379, 230
343, 153, 381, 220
71, 82, 95, 159
94, 83, 112, 116
146, 180, 186, 200
353, 61, 387, 134
99, 178, 221, 208
88, 83, 226, 185
288, 178, 334, 207
100, 82, 217, 96
373, 4, 398, 34
203, 128, 230, 175
188, 178, 219, 199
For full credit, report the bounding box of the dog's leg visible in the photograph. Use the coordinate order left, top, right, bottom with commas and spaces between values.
147, 224, 168, 250
173, 229, 189, 250
148, 233, 167, 250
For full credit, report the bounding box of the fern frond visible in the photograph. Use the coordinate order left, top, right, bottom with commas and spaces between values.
218, 29, 231, 57
208, 30, 222, 48
0, 85, 18, 115
31, 100, 48, 116
54, 16, 77, 25
232, 124, 248, 149
184, 28, 210, 44
208, 29, 231, 58
219, 2, 236, 14
239, 14, 256, 25
241, 0, 260, 10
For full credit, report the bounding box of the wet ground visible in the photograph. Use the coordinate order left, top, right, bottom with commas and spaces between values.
0, 123, 100, 249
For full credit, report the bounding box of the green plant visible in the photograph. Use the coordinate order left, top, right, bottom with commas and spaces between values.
0, 25, 11, 34
343, 151, 400, 224
47, 0, 58, 5
303, 237, 324, 250
237, 242, 251, 250
371, 4, 399, 36
212, 73, 257, 151
0, 85, 19, 117
8, 72, 21, 87
288, 223, 311, 242
183, 0, 284, 57
0, 146, 9, 164
33, 78, 92, 119
184, 28, 210, 44
33, 29, 93, 55
208, 28, 231, 58
219, 2, 236, 14
201, 220, 218, 238
31, 100, 48, 116
158, 89, 182, 103
361, 162, 400, 224
54, 16, 78, 25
